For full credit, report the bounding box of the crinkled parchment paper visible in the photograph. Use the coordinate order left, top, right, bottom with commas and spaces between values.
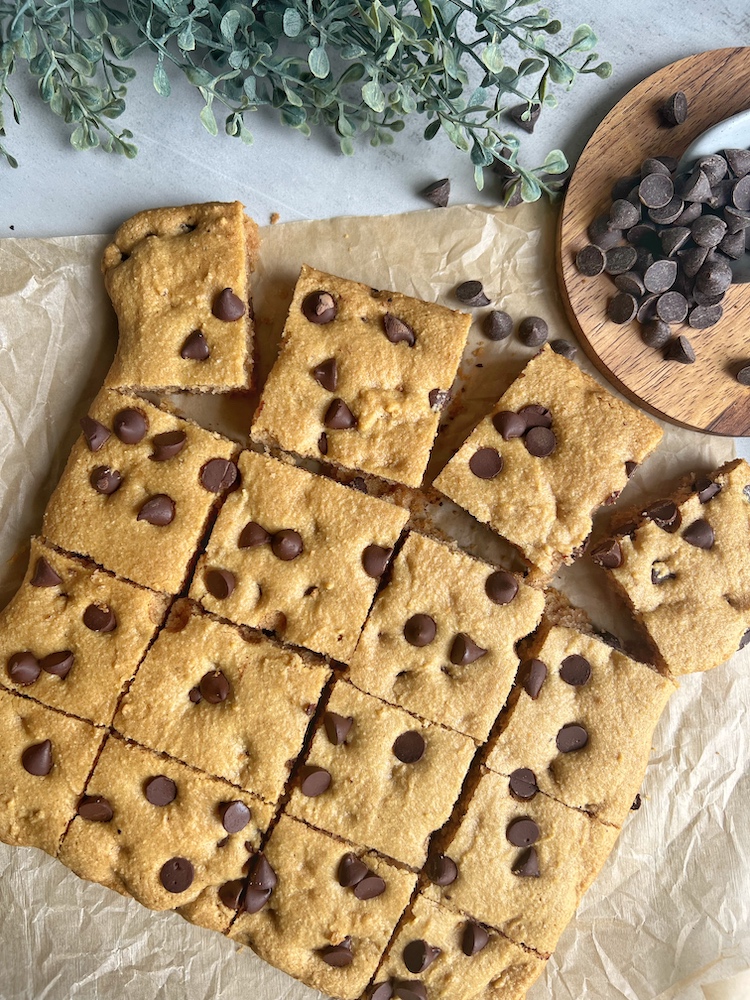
0, 204, 748, 1000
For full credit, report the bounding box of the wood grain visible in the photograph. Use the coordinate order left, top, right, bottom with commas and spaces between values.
558, 47, 750, 436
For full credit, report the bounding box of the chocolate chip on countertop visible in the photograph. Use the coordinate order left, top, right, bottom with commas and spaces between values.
737, 365, 750, 386
492, 410, 526, 440
506, 817, 540, 847
450, 633, 487, 665
393, 731, 426, 764
200, 458, 239, 492
113, 408, 148, 444
80, 415, 111, 452
205, 568, 235, 600
7, 652, 41, 686
425, 854, 458, 886
30, 557, 62, 588
180, 330, 210, 360
212, 287, 246, 321
469, 447, 503, 479
299, 765, 332, 797
160, 857, 194, 893
512, 846, 540, 878
150, 430, 187, 462
518, 658, 547, 699
325, 398, 357, 429
682, 519, 714, 549
302, 291, 337, 324
556, 723, 589, 752
22, 739, 53, 776
199, 669, 231, 703
509, 767, 538, 800
384, 314, 416, 346
455, 280, 490, 307
362, 544, 392, 579
560, 654, 592, 686
137, 494, 176, 526
145, 775, 177, 806
421, 178, 450, 208
659, 91, 688, 127
78, 795, 114, 822
83, 603, 117, 632
238, 521, 271, 548
484, 310, 514, 340
271, 529, 304, 561
688, 305, 723, 330
591, 537, 623, 568
518, 316, 548, 347
485, 570, 518, 605
220, 800, 251, 833
324, 712, 354, 746
90, 465, 122, 495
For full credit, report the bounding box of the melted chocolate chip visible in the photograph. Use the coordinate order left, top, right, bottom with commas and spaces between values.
325, 398, 357, 429
449, 633, 487, 665
591, 538, 623, 569
429, 388, 450, 411
40, 650, 74, 679
199, 669, 231, 703
559, 654, 592, 686
7, 652, 40, 686
205, 568, 236, 600
354, 874, 386, 900
694, 476, 721, 503
113, 408, 148, 444
403, 940, 441, 974
89, 465, 122, 495
682, 519, 714, 549
271, 529, 303, 561
145, 775, 177, 806
469, 447, 503, 479
556, 723, 589, 753
485, 570, 518, 605
299, 765, 331, 797
338, 852, 369, 887
524, 426, 556, 458
492, 410, 526, 440
238, 521, 271, 548
160, 857, 194, 893
425, 854, 458, 886
324, 712, 353, 746
220, 800, 251, 833
384, 313, 416, 346
461, 922, 489, 956
508, 768, 538, 800
506, 817, 540, 847
518, 404, 552, 429
219, 879, 246, 910
318, 940, 353, 967
362, 544, 392, 579
644, 499, 681, 532
512, 846, 540, 878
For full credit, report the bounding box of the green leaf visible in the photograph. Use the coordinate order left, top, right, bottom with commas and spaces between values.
200, 103, 218, 136
283, 8, 303, 37
362, 79, 385, 113
520, 174, 542, 202
542, 149, 568, 174
308, 46, 330, 79
63, 52, 94, 77
153, 62, 171, 97
417, 0, 434, 28
547, 56, 575, 86
340, 135, 355, 155
185, 66, 213, 87
423, 119, 440, 140
569, 24, 597, 51
85, 9, 108, 35
592, 61, 613, 78
111, 64, 136, 83
474, 164, 485, 190
178, 25, 195, 50
220, 10, 240, 43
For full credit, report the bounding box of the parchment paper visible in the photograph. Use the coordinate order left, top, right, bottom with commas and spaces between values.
0, 203, 748, 1000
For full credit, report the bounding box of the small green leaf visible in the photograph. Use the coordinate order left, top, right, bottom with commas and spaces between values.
520, 174, 542, 202
482, 43, 504, 74
283, 9, 303, 37
178, 25, 195, 50
185, 66, 213, 87
111, 63, 136, 83
85, 9, 108, 35
417, 0, 434, 28
362, 79, 385, 113
542, 149, 568, 174
592, 61, 613, 79
547, 56, 575, 86
200, 103, 218, 136
308, 46, 330, 79
423, 119, 440, 140
474, 164, 485, 190
220, 10, 240, 43
153, 62, 171, 97
569, 24, 597, 51
70, 124, 87, 150
340, 135, 355, 155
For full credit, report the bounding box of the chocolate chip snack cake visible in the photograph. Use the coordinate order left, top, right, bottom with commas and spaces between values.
1, 201, 746, 1000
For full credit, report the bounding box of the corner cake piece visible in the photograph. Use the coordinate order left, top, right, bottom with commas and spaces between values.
227, 814, 416, 1000
102, 201, 259, 392
595, 458, 750, 675
189, 449, 409, 661
286, 680, 476, 868
347, 532, 544, 742
251, 264, 471, 487
0, 538, 169, 726
484, 622, 675, 826
59, 735, 274, 913
371, 893, 546, 1000
423, 765, 620, 957
113, 604, 330, 804
0, 687, 106, 857
42, 389, 238, 594
434, 345, 663, 578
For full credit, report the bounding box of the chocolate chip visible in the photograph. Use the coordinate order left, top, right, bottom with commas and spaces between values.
299, 765, 331, 796
525, 426, 556, 458
150, 430, 187, 462
371, 984, 394, 1000
324, 712, 354, 746
510, 102, 540, 132
484, 310, 514, 340
656, 291, 688, 324
40, 650, 74, 679
212, 287, 246, 321
113, 408, 148, 445
485, 570, 518, 605
642, 319, 672, 350
492, 410, 526, 440
556, 723, 588, 752
404, 614, 436, 647
393, 982, 427, 1000
180, 330, 210, 360
89, 465, 122, 495
462, 922, 489, 956
362, 544, 392, 579
666, 335, 696, 363
145, 775, 177, 806
7, 652, 40, 685
626, 461, 638, 478
740, 629, 750, 651
450, 633, 487, 665
639, 173, 674, 209
83, 603, 117, 632
725, 148, 750, 178
631, 793, 642, 811
318, 940, 353, 967
30, 557, 62, 588
219, 879, 246, 910
200, 458, 239, 493
518, 658, 547, 699
403, 940, 441, 974
636, 293, 659, 324
271, 529, 303, 561
220, 800, 251, 833
338, 853, 369, 887
160, 857, 194, 893
189, 687, 202, 704
243, 887, 272, 914
428, 388, 450, 411
238, 521, 271, 548
137, 494, 175, 526
643, 259, 677, 293
645, 500, 681, 532
518, 316, 548, 347
512, 846, 540, 878
77, 795, 113, 822
659, 227, 691, 257
393, 731, 426, 763
575, 244, 606, 277
733, 175, 750, 211
607, 292, 638, 325
509, 767, 538, 800
609, 199, 641, 230
682, 519, 714, 549
22, 739, 52, 776
659, 91, 688, 127
688, 305, 722, 330
325, 398, 357, 430
80, 415, 110, 452
384, 314, 416, 346
591, 538, 623, 569
560, 654, 592, 686
354, 874, 386, 900
589, 214, 622, 250
719, 229, 746, 258
425, 854, 457, 885
312, 358, 338, 392
317, 431, 329, 455
199, 669, 230, 703
205, 568, 235, 600
302, 290, 337, 324
550, 339, 577, 359
506, 817, 540, 848
605, 246, 638, 276
518, 404, 552, 429
651, 562, 676, 585
469, 447, 503, 479
455, 280, 490, 307
692, 215, 727, 248
694, 476, 721, 503
421, 178, 450, 207
248, 852, 278, 892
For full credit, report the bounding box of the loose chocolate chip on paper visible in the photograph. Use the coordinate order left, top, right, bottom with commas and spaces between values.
271, 529, 304, 561
462, 922, 490, 956
509, 767, 538, 800
512, 846, 540, 878
591, 537, 623, 569
302, 290, 337, 324
199, 669, 231, 703
484, 310, 514, 340
659, 91, 688, 127
219, 879, 246, 911
519, 658, 547, 699
80, 415, 111, 452
238, 521, 271, 548
137, 494, 176, 526
212, 287, 246, 321
220, 800, 251, 834
518, 316, 548, 347
299, 765, 332, 797
492, 410, 526, 440
113, 408, 148, 444
560, 654, 592, 686
338, 852, 369, 887
22, 739, 53, 776
7, 652, 40, 685
205, 568, 236, 600
354, 874, 387, 900
83, 603, 117, 632
404, 940, 441, 974
160, 856, 194, 893
384, 313, 416, 346
525, 426, 556, 458
78, 795, 113, 822
362, 544, 392, 579
421, 178, 450, 208
682, 519, 714, 549
607, 292, 638, 325
506, 817, 540, 847
89, 465, 122, 495
450, 633, 487, 665
318, 940, 354, 967
429, 388, 450, 411
485, 570, 518, 605
151, 430, 187, 462
200, 458, 239, 493
469, 447, 503, 479
324, 712, 354, 746
556, 723, 589, 753
666, 334, 697, 363
40, 650, 74, 679
145, 775, 177, 806
404, 613, 437, 647
425, 854, 458, 886
181, 330, 210, 360
30, 557, 62, 588
393, 731, 426, 764
455, 280, 490, 307
550, 338, 577, 359
325, 398, 357, 429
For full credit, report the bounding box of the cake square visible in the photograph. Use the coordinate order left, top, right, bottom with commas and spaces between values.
484, 624, 675, 826
189, 449, 409, 660
434, 345, 663, 578
228, 814, 416, 1000
347, 532, 544, 742
102, 201, 259, 392
0, 687, 106, 857
251, 264, 471, 487
113, 604, 330, 804
42, 389, 238, 594
58, 734, 274, 913
286, 681, 477, 868
0, 538, 170, 726
600, 459, 750, 675
372, 893, 546, 1000
424, 765, 619, 956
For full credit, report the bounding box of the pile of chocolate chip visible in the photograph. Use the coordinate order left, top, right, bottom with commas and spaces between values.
576, 103, 750, 367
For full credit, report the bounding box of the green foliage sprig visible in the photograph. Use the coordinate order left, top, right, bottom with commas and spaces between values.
0, 0, 611, 201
